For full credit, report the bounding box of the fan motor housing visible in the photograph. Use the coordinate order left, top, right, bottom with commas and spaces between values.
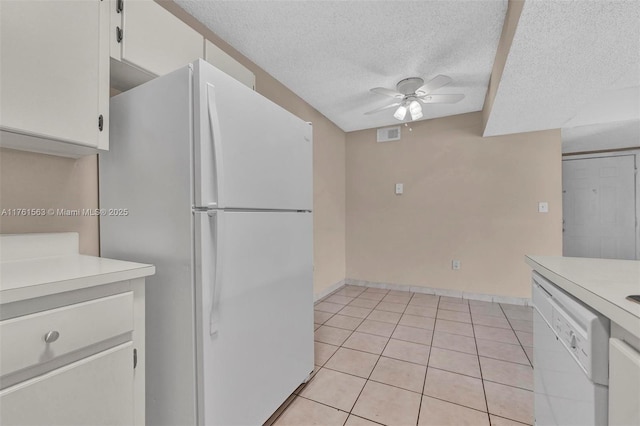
396, 77, 424, 95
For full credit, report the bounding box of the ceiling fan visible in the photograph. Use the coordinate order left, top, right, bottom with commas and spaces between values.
365, 75, 465, 121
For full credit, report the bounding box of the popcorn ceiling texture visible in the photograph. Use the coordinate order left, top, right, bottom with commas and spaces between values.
484, 0, 640, 137
175, 0, 507, 132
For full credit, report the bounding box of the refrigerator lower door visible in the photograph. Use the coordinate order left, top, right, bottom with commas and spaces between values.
194, 210, 314, 426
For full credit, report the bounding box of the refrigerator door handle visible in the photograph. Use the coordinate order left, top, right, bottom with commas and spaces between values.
207, 210, 222, 335
205, 83, 224, 208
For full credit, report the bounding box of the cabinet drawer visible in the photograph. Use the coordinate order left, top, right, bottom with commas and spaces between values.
0, 292, 133, 377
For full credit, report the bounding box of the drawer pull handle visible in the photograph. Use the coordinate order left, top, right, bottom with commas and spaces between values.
44, 331, 60, 343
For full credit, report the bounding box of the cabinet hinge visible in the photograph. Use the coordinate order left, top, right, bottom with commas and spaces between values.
116, 26, 123, 43
116, 0, 124, 13
133, 348, 138, 369
98, 114, 104, 131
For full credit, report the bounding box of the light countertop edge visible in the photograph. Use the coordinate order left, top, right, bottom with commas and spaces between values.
1, 255, 155, 304
525, 255, 640, 339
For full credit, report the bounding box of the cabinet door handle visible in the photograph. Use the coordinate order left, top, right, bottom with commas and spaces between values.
43, 330, 60, 343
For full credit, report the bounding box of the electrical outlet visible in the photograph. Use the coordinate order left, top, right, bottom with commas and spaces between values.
395, 183, 404, 195
452, 260, 461, 270
538, 202, 549, 213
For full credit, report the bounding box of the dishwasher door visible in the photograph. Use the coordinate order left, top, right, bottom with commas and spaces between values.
533, 308, 608, 426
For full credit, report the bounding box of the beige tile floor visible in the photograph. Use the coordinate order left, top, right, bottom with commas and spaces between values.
267, 285, 534, 426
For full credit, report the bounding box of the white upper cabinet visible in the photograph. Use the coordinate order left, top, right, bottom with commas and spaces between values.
0, 0, 110, 157
111, 0, 203, 79
205, 40, 256, 90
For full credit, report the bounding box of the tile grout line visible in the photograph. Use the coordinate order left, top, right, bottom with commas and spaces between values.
344, 288, 420, 424
469, 301, 492, 425
317, 286, 390, 426
310, 286, 377, 426
500, 303, 534, 367
415, 293, 440, 426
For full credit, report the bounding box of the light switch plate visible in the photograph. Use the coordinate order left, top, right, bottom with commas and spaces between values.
538, 202, 549, 213
395, 183, 403, 195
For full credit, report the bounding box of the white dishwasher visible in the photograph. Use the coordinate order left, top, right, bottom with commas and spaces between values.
532, 272, 610, 426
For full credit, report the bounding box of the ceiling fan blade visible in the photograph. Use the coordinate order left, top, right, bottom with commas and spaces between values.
419, 94, 465, 104
370, 87, 404, 98
415, 75, 452, 95
364, 102, 401, 115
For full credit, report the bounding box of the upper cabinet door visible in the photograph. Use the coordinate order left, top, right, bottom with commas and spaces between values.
114, 0, 203, 77
0, 0, 109, 154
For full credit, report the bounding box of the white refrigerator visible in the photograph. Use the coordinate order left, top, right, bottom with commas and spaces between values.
100, 60, 314, 426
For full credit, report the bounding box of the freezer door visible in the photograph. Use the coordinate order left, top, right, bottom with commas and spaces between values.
193, 59, 312, 211
194, 210, 314, 426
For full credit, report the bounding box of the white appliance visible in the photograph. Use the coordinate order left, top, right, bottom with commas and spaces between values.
532, 272, 610, 426
99, 60, 314, 426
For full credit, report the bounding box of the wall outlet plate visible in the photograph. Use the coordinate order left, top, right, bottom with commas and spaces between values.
538, 202, 549, 213
452, 260, 461, 270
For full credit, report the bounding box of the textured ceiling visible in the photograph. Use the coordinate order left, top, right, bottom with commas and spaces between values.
175, 0, 508, 132
484, 0, 640, 137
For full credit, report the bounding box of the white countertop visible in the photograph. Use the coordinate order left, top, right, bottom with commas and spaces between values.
1, 254, 155, 304
526, 256, 640, 338
0, 233, 155, 303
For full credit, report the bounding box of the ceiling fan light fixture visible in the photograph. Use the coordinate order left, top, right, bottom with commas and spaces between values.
409, 101, 423, 120
394, 105, 407, 120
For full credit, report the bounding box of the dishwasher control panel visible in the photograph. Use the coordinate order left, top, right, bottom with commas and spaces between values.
553, 307, 590, 374
532, 272, 610, 385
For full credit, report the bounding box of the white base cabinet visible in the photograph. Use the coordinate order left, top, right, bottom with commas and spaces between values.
609, 326, 640, 426
1, 343, 134, 426
0, 233, 154, 425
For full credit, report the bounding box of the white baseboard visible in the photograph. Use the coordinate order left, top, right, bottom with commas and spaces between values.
313, 279, 346, 302
343, 278, 531, 306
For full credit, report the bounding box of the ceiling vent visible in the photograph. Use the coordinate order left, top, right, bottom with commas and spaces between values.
377, 126, 401, 143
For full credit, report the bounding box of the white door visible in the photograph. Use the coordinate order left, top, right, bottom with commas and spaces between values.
193, 60, 313, 211
563, 155, 637, 260
194, 210, 314, 425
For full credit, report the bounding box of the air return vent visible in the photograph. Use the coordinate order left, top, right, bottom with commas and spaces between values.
377, 126, 401, 142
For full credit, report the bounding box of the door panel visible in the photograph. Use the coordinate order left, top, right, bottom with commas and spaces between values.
193, 61, 313, 210
194, 211, 314, 425
0, 343, 133, 425
609, 338, 640, 425
120, 0, 203, 77
563, 155, 636, 260
0, 0, 108, 148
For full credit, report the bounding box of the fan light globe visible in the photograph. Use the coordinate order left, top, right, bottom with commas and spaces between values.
409, 101, 423, 120
394, 105, 407, 120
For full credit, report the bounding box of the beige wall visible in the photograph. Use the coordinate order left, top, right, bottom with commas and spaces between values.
0, 149, 99, 255
346, 112, 562, 298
